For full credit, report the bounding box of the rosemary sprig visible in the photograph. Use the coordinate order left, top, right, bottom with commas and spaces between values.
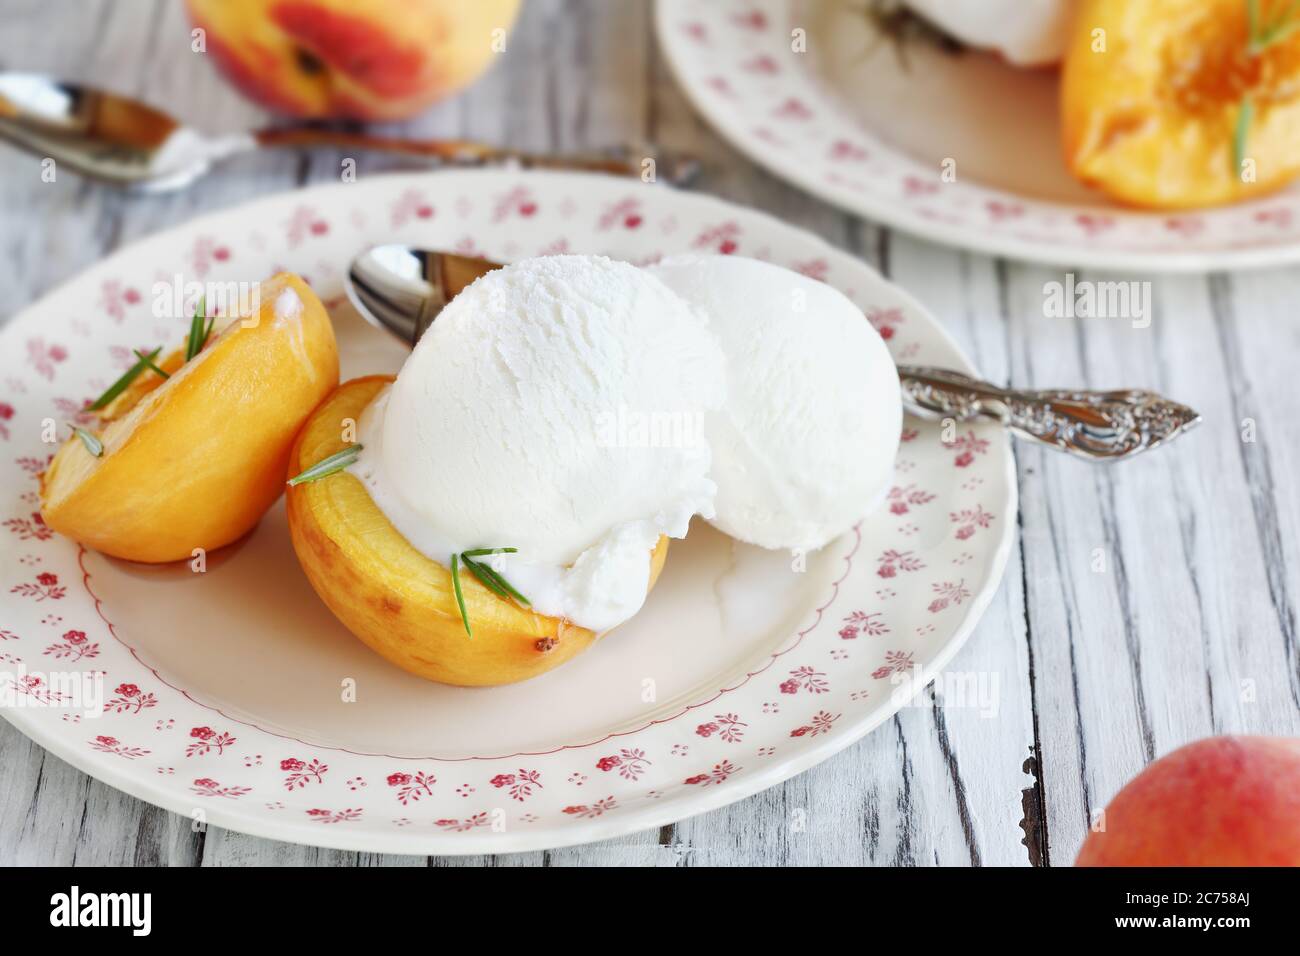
286, 444, 362, 486
88, 347, 164, 410
458, 553, 509, 600
1235, 0, 1300, 170
86, 300, 212, 414
134, 349, 170, 380
461, 553, 531, 606
87, 300, 210, 414
450, 553, 471, 637
1234, 97, 1255, 174
1250, 0, 1300, 51
185, 295, 214, 362
450, 548, 531, 637
70, 424, 103, 457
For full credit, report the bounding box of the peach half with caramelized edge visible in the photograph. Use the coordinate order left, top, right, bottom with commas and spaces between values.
285, 376, 669, 687
1062, 0, 1300, 208
40, 273, 338, 563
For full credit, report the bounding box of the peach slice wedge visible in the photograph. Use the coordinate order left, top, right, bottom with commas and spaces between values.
40, 272, 338, 563
285, 376, 669, 687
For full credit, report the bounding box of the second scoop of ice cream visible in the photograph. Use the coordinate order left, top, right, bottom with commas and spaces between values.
649, 254, 902, 552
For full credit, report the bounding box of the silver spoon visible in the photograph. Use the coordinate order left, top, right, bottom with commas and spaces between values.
0, 73, 699, 193
346, 246, 1201, 462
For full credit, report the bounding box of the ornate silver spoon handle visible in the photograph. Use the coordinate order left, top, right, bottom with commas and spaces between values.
897, 366, 1201, 461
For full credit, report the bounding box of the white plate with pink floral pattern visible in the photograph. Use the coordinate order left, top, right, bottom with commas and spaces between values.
657, 0, 1300, 272
0, 169, 1014, 855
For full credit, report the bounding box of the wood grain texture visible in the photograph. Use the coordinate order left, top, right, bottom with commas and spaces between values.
0, 0, 1296, 867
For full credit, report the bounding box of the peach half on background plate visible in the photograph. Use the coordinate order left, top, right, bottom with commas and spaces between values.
1062, 0, 1300, 208
40, 272, 339, 563
285, 375, 670, 687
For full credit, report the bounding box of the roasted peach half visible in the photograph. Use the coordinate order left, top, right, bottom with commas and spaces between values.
40, 273, 339, 563
285, 376, 669, 687
1063, 0, 1300, 207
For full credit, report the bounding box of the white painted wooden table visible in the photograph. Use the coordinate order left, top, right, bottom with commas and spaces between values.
1, 0, 1297, 867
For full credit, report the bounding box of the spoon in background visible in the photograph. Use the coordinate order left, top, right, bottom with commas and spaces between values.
0, 73, 700, 192
346, 246, 1202, 463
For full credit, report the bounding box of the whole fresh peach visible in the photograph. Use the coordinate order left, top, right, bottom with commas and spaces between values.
1076, 736, 1300, 867
187, 0, 521, 120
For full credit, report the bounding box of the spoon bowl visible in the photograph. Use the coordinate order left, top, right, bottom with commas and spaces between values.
346, 246, 498, 348
0, 73, 250, 191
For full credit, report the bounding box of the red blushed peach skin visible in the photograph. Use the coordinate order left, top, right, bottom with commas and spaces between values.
39, 273, 338, 563
187, 0, 521, 120
1076, 736, 1300, 866
285, 376, 669, 687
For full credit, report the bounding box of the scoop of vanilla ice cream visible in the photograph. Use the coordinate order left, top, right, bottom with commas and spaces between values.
352, 255, 725, 631
648, 255, 901, 552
